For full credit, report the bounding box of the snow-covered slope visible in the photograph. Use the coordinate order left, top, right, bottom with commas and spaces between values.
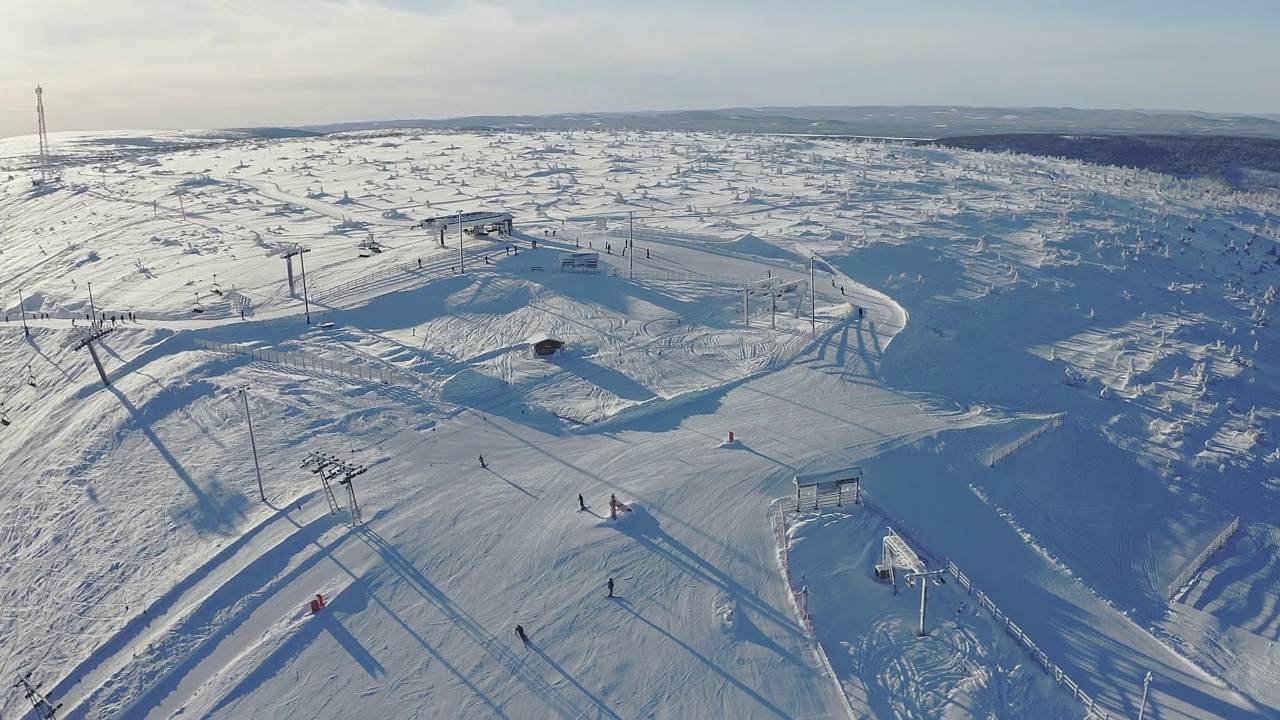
1, 128, 1277, 719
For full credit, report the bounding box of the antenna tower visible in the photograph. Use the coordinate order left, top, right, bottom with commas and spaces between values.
35, 85, 52, 186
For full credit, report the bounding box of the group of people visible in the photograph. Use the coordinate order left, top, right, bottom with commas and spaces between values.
496, 488, 625, 647
5, 310, 138, 324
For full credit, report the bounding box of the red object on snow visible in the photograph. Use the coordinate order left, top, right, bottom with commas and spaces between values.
728, 431, 734, 442
310, 594, 326, 613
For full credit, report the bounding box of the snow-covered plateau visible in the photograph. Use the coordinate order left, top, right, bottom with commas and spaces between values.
1, 128, 1278, 719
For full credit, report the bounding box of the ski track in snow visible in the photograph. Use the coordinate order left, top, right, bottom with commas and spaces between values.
1, 128, 1278, 719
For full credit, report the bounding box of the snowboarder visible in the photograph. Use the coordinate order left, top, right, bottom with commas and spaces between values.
515, 624, 528, 644
578, 493, 586, 511
479, 455, 486, 468
607, 577, 615, 598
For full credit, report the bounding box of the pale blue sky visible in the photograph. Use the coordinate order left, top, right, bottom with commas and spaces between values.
1, 0, 1277, 138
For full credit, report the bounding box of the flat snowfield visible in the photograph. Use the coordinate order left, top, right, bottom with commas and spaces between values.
1, 129, 1277, 719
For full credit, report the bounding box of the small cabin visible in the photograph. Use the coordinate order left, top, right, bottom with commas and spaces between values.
528, 336, 565, 356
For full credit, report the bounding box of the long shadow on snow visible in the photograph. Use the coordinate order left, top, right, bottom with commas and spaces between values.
354, 526, 601, 719
527, 643, 623, 720
613, 506, 805, 639
82, 511, 343, 719
1017, 578, 1267, 720
106, 384, 247, 535
548, 352, 656, 402
47, 495, 321, 714
616, 601, 792, 719
204, 586, 386, 717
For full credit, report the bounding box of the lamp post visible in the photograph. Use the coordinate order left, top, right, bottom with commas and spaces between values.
458, 212, 464, 274
240, 387, 265, 502
1137, 671, 1154, 720
628, 211, 635, 278
810, 256, 816, 336
298, 246, 311, 324
18, 288, 29, 336
87, 281, 97, 327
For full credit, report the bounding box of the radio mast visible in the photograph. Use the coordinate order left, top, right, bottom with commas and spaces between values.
34, 85, 52, 186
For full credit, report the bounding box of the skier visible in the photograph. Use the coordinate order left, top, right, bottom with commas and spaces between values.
578, 493, 586, 511
479, 455, 486, 468
607, 577, 615, 598
515, 624, 528, 644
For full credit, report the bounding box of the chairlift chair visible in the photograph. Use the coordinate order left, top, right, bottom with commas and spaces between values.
358, 244, 372, 258
192, 292, 205, 314
26, 364, 36, 388
0, 403, 9, 427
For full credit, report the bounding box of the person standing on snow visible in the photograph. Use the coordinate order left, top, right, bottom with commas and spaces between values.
578, 494, 586, 511
479, 455, 486, 468
515, 624, 528, 644
607, 577, 615, 598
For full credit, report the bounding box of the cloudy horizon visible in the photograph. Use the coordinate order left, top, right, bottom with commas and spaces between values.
2, 0, 1278, 139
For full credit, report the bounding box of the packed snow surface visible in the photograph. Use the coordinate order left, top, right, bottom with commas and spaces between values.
1, 128, 1279, 719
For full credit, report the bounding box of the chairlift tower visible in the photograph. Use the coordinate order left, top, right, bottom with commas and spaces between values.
301, 452, 366, 524
68, 326, 115, 387
14, 669, 63, 720
903, 568, 947, 636
281, 245, 312, 323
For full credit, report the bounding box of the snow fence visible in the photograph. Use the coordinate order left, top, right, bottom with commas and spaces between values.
195, 339, 401, 385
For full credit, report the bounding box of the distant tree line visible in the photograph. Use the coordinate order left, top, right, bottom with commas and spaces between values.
921, 134, 1280, 189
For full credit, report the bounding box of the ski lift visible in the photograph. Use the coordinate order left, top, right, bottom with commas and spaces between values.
25, 363, 36, 388
211, 273, 223, 296
358, 243, 372, 258
192, 292, 205, 314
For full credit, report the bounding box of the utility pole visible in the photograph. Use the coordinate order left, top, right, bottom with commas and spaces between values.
87, 281, 96, 327
628, 211, 635, 278
770, 281, 777, 330
458, 212, 464, 274
18, 288, 29, 336
810, 256, 816, 336
743, 286, 749, 326
241, 387, 265, 502
177, 190, 186, 221
904, 569, 947, 636
298, 246, 311, 324
1137, 671, 1154, 720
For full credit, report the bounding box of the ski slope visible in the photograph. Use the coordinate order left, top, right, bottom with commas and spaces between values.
1, 128, 1278, 719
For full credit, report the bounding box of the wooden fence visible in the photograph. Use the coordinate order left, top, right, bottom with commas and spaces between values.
989, 413, 1066, 467
1167, 517, 1241, 601
770, 500, 860, 720
780, 492, 1111, 719
946, 560, 1110, 719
